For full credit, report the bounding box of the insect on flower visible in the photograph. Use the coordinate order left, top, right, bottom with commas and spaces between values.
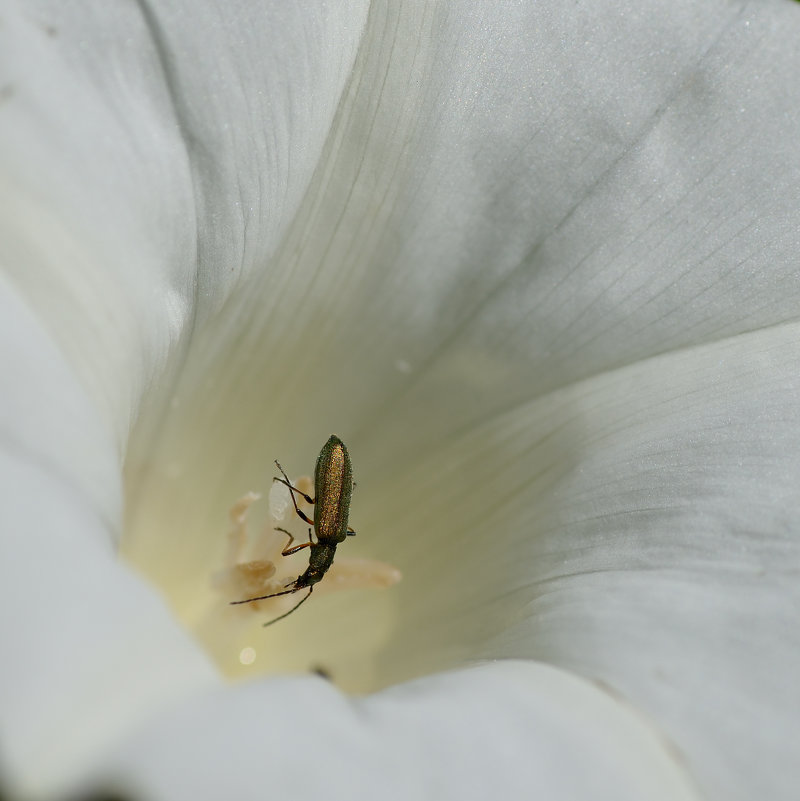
230, 434, 355, 626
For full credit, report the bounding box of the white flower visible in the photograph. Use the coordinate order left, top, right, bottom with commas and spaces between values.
1, 1, 799, 799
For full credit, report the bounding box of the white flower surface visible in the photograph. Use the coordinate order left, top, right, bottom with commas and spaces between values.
1, 1, 799, 800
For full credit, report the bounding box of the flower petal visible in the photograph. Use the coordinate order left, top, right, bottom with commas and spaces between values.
0, 0, 370, 439
357, 0, 800, 465
4, 0, 799, 799
115, 3, 800, 799
370, 323, 800, 801
0, 282, 218, 797
87, 662, 700, 801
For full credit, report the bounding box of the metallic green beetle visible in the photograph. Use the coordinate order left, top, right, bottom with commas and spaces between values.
230, 435, 356, 626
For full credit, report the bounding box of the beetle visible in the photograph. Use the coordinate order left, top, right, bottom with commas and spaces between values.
230, 434, 356, 626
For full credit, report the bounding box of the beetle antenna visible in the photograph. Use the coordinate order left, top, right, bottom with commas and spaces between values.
262, 586, 313, 627
229, 583, 298, 606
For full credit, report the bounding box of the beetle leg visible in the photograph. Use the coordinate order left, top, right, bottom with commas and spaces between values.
346, 526, 356, 536
282, 542, 314, 556
273, 462, 316, 527
274, 460, 315, 504
292, 506, 315, 527
274, 526, 314, 556
273, 476, 316, 516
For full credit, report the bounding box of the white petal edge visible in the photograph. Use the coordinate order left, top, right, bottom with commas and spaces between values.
0, 280, 220, 798
85, 661, 701, 801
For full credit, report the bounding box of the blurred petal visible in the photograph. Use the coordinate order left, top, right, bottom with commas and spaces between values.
89, 663, 700, 801
0, 279, 218, 796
